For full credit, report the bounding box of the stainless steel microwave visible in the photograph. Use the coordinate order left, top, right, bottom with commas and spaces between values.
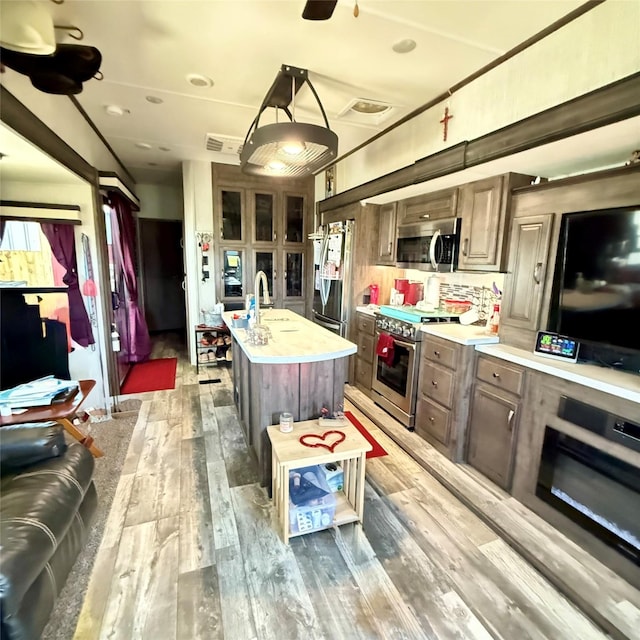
396, 218, 461, 271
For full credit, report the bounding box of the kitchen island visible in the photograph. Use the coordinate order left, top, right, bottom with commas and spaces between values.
223, 308, 357, 485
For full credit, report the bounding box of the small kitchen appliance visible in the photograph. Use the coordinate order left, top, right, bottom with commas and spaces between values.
405, 282, 424, 306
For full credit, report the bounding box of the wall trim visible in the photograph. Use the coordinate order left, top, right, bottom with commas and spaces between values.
99, 172, 140, 210
318, 72, 640, 213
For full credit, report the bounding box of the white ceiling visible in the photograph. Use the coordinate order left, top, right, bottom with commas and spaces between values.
31, 0, 597, 185
33, 0, 600, 181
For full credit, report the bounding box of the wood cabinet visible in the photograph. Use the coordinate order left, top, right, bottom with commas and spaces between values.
212, 164, 313, 313
397, 187, 458, 225
415, 334, 475, 460
354, 312, 376, 395
457, 173, 533, 272
376, 202, 397, 265
466, 354, 526, 490
500, 213, 553, 333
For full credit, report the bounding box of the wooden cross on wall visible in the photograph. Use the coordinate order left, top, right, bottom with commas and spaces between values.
440, 106, 453, 141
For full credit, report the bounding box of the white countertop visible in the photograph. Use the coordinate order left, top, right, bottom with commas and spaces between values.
355, 305, 379, 317
420, 323, 500, 346
223, 309, 357, 364
476, 344, 640, 404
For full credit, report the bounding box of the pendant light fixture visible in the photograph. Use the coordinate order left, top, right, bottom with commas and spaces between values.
240, 64, 338, 178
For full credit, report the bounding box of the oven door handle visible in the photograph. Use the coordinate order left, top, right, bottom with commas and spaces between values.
393, 338, 416, 350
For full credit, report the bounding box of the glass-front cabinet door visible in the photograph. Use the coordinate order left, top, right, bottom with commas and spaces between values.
284, 194, 305, 244
252, 192, 275, 243
284, 250, 304, 300
219, 188, 244, 242
220, 248, 245, 300
254, 250, 276, 302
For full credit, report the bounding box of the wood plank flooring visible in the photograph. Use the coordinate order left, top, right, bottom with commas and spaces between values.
73, 334, 638, 640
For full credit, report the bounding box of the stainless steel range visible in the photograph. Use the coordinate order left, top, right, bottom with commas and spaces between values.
371, 310, 458, 429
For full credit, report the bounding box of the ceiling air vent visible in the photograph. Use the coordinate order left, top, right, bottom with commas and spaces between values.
205, 133, 243, 155
337, 98, 394, 124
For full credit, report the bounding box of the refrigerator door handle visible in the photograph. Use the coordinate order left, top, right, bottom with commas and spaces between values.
313, 311, 342, 333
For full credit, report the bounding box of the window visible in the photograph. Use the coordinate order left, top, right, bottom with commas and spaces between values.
0, 220, 42, 252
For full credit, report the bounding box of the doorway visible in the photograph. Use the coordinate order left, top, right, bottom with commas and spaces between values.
139, 219, 186, 334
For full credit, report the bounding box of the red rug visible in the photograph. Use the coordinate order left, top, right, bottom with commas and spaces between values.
120, 358, 177, 395
345, 411, 388, 459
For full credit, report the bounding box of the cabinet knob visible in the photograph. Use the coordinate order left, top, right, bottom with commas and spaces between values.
431, 380, 438, 387
492, 372, 501, 379
429, 416, 435, 422
462, 238, 469, 256
433, 350, 440, 357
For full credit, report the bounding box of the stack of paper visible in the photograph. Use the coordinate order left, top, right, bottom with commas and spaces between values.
0, 376, 79, 409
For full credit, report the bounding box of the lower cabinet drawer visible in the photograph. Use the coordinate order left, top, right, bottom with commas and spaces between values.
355, 358, 373, 391
476, 356, 524, 397
357, 332, 375, 365
420, 361, 455, 409
357, 313, 375, 335
415, 396, 451, 448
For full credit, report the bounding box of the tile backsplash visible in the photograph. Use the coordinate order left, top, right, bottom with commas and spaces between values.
404, 270, 504, 324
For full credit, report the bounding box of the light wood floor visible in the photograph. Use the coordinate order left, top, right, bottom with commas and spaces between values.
73, 334, 635, 640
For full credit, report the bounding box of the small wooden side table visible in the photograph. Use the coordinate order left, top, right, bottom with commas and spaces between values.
267, 419, 372, 544
0, 380, 103, 457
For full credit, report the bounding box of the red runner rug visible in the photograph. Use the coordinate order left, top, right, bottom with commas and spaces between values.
120, 357, 177, 395
344, 411, 388, 459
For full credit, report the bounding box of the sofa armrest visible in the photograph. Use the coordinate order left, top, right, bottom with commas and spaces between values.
0, 422, 67, 474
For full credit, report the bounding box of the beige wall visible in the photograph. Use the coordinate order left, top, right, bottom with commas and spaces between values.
182, 160, 218, 364
137, 183, 185, 220
322, 1, 640, 198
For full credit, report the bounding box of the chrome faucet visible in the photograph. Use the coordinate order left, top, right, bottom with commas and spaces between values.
254, 270, 271, 324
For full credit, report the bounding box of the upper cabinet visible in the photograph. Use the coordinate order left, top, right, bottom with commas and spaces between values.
219, 188, 245, 242
457, 173, 533, 272
376, 202, 397, 265
397, 188, 458, 225
212, 164, 313, 311
501, 213, 554, 332
284, 193, 305, 244
252, 191, 276, 243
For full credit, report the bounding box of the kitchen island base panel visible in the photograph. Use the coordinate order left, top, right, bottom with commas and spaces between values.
239, 350, 348, 486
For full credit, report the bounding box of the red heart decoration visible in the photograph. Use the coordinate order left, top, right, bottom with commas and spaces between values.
299, 430, 346, 453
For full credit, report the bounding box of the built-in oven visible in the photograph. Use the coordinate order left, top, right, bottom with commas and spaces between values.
371, 330, 420, 428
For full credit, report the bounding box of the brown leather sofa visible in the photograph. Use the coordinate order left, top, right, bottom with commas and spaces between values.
0, 422, 97, 640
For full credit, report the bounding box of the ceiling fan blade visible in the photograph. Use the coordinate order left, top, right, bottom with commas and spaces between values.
302, 0, 338, 21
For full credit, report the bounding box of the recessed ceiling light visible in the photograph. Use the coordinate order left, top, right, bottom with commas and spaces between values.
135, 142, 152, 150
146, 95, 163, 104
159, 146, 171, 152
186, 73, 214, 88
105, 105, 128, 116
392, 38, 416, 54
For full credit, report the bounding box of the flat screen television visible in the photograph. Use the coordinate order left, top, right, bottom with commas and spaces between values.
549, 206, 640, 375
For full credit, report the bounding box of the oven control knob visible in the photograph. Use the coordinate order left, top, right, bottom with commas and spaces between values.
403, 327, 412, 338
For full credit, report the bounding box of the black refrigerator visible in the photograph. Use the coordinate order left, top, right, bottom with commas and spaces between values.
312, 220, 354, 337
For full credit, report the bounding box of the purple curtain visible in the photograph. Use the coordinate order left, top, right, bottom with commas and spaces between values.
41, 223, 95, 347
109, 191, 151, 363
